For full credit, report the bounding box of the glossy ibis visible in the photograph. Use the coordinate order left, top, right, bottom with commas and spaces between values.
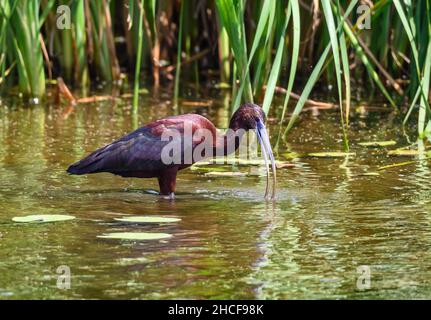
67, 103, 276, 199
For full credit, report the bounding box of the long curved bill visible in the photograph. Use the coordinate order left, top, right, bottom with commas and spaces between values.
256, 119, 276, 200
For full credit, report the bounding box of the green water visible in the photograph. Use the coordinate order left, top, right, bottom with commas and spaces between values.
1, 90, 431, 299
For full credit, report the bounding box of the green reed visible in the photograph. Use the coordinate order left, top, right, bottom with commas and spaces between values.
0, 0, 430, 143
1, 0, 45, 97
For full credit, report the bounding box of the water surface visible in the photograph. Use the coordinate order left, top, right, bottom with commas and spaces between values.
1, 90, 431, 299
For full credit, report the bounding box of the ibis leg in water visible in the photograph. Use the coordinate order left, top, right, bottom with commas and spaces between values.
67, 103, 276, 199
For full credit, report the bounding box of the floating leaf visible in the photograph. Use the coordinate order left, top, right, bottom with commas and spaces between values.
356, 172, 380, 176
307, 152, 355, 158
97, 232, 172, 240
12, 214, 75, 223
114, 216, 181, 223
387, 149, 421, 156
358, 140, 396, 147
204, 172, 247, 177
282, 152, 302, 159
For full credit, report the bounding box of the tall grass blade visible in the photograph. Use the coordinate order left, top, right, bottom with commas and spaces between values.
261, 5, 290, 115
336, 1, 351, 127
335, 4, 397, 109
6, 0, 45, 97
133, 0, 145, 111
276, 0, 299, 149
321, 0, 349, 150
394, 0, 431, 134
215, 0, 253, 106
283, 0, 358, 137
173, 0, 185, 108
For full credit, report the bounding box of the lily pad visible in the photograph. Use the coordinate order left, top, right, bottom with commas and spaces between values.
12, 214, 75, 223
97, 232, 172, 241
307, 152, 355, 158
114, 216, 181, 223
358, 140, 396, 147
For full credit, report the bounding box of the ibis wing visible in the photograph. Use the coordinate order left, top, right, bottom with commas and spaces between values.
67, 126, 185, 176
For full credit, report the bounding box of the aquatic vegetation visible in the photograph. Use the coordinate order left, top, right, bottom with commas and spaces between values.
388, 149, 431, 156
114, 216, 181, 223
0, 0, 430, 142
12, 214, 76, 223
97, 232, 172, 240
0, 0, 45, 97
307, 152, 356, 158
358, 141, 397, 147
